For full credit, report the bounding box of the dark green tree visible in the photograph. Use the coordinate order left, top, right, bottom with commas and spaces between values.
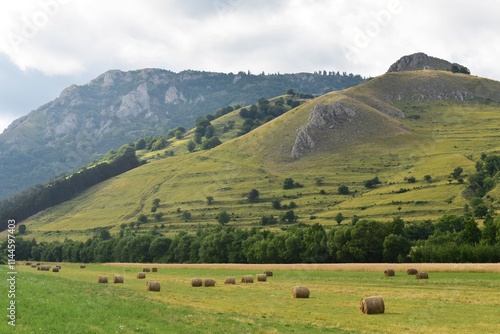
187, 140, 196, 152
481, 214, 497, 245
364, 176, 381, 188
382, 234, 411, 262
335, 212, 344, 225
217, 211, 231, 226
451, 167, 463, 180
247, 189, 260, 202
281, 210, 297, 223
338, 185, 350, 195
202, 137, 222, 150
138, 214, 148, 224
283, 178, 295, 189
182, 211, 191, 222
205, 125, 216, 139
206, 196, 214, 205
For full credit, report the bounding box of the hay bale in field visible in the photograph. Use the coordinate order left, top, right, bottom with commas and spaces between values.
384, 269, 395, 276
264, 271, 273, 277
292, 286, 310, 298
137, 272, 146, 279
56, 265, 62, 269
407, 268, 418, 275
224, 277, 236, 285
52, 267, 59, 272
36, 262, 41, 266
41, 265, 51, 271
416, 272, 429, 279
147, 281, 161, 292
360, 296, 385, 314
37, 265, 41, 270
26, 262, 32, 266
80, 265, 86, 269
191, 278, 203, 287
152, 268, 158, 272
241, 275, 253, 283
98, 275, 108, 283
113, 275, 124, 284
256, 274, 267, 282
31, 264, 37, 268
143, 268, 151, 272
203, 279, 216, 287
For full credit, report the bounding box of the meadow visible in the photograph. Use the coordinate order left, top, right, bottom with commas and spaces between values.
1, 263, 499, 333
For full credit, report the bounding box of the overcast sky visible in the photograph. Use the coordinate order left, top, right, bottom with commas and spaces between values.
1, 0, 500, 132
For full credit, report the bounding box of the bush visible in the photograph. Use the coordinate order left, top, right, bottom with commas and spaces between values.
364, 177, 381, 188
338, 185, 349, 195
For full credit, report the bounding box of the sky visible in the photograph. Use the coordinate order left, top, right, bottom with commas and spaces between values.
1, 0, 500, 132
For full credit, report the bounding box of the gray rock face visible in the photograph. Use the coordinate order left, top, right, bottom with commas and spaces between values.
291, 101, 356, 159
387, 52, 468, 73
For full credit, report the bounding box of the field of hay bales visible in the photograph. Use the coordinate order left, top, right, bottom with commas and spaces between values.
1, 263, 499, 333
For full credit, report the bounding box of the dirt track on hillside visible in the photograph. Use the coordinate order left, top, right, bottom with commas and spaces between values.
103, 263, 500, 272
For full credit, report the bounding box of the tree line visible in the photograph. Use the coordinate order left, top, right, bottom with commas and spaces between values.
0, 145, 141, 231
3, 213, 499, 264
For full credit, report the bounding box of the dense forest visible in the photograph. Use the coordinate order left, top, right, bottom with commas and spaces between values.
3, 213, 499, 264
0, 146, 140, 230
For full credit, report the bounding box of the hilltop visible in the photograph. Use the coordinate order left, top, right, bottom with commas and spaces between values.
12, 66, 500, 241
0, 69, 363, 200
387, 52, 470, 74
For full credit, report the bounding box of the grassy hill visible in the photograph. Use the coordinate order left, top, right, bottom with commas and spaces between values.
17, 71, 500, 241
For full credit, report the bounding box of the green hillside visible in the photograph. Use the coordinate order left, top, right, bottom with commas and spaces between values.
18, 71, 500, 241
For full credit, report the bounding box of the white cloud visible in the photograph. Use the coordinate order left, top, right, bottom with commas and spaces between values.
1, 0, 500, 127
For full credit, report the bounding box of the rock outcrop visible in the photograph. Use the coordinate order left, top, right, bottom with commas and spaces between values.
291, 101, 356, 159
387, 52, 469, 74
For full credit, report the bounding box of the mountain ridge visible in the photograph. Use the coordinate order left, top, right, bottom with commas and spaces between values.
0, 68, 363, 200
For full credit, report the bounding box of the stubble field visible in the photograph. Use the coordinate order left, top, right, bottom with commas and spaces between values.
1, 262, 499, 333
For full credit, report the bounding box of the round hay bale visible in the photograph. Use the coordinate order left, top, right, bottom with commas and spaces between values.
52, 267, 59, 272
203, 279, 216, 287
191, 278, 203, 287
256, 274, 267, 282
384, 269, 395, 276
292, 286, 310, 298
56, 265, 62, 269
407, 268, 418, 275
98, 275, 108, 283
136, 272, 146, 279
26, 262, 32, 266
113, 275, 124, 284
416, 272, 429, 279
36, 262, 41, 266
41, 265, 51, 271
147, 281, 161, 292
31, 264, 37, 268
80, 265, 86, 269
152, 268, 158, 273
143, 268, 151, 272
360, 296, 385, 314
264, 271, 273, 277
241, 275, 253, 283
224, 277, 236, 285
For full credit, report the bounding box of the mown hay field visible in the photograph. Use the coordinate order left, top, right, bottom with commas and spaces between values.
1, 263, 499, 333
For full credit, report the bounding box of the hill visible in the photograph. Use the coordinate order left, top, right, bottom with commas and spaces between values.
12, 70, 500, 242
0, 69, 363, 200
